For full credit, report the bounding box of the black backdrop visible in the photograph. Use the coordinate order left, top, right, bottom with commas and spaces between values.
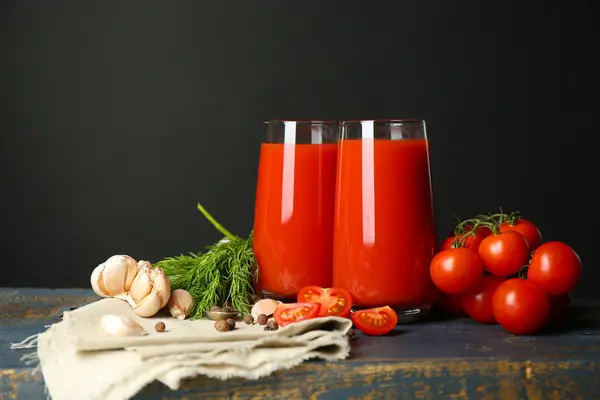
1, 1, 598, 298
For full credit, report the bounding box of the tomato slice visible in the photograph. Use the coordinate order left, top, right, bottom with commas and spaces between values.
297, 286, 353, 318
350, 306, 398, 336
273, 302, 321, 327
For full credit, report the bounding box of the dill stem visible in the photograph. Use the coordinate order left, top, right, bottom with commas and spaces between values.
197, 202, 237, 241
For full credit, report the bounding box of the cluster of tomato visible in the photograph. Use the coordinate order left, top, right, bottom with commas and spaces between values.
431, 212, 582, 335
271, 286, 398, 336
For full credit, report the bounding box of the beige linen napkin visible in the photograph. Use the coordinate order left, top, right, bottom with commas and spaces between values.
33, 298, 352, 400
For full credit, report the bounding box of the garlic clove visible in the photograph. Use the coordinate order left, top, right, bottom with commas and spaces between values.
149, 267, 171, 308
132, 290, 163, 317
100, 314, 147, 336
167, 289, 194, 320
129, 266, 152, 305
91, 264, 110, 297
251, 298, 281, 320
100, 255, 139, 296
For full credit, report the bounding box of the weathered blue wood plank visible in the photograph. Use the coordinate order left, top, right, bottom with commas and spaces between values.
1, 288, 600, 399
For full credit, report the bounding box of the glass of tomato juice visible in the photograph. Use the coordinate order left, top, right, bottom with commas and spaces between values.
333, 119, 439, 322
253, 120, 338, 300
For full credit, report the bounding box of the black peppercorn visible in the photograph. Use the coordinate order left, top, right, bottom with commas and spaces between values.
215, 320, 230, 332
155, 322, 166, 332
266, 320, 278, 330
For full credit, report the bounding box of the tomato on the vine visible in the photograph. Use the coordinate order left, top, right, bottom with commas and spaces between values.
492, 278, 550, 335
435, 293, 466, 316
460, 275, 505, 324
297, 286, 353, 317
441, 225, 491, 252
499, 219, 542, 250
273, 302, 321, 327
350, 306, 398, 336
478, 231, 530, 277
439, 236, 455, 251
527, 241, 582, 296
430, 248, 484, 294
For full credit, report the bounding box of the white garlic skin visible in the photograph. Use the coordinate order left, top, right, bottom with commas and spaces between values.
168, 289, 194, 320
100, 314, 147, 336
91, 255, 138, 297
129, 261, 171, 318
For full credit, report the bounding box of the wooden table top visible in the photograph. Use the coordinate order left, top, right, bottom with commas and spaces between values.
1, 288, 599, 400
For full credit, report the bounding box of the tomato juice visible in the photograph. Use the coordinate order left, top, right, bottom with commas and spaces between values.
253, 142, 337, 299
333, 137, 438, 315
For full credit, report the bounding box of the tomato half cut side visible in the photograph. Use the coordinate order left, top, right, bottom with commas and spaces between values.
297, 286, 353, 317
350, 306, 398, 336
273, 302, 321, 327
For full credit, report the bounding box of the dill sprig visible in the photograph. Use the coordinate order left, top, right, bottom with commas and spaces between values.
155, 203, 258, 319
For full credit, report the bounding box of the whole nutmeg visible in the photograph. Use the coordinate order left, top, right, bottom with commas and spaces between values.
215, 320, 230, 332
226, 318, 236, 330
155, 322, 166, 332
257, 314, 268, 325
243, 314, 254, 325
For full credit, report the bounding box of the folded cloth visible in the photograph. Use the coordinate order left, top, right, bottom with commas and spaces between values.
34, 298, 352, 400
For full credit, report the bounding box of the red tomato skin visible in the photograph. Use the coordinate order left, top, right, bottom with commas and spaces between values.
442, 226, 491, 252
350, 306, 398, 336
460, 275, 505, 324
492, 278, 550, 335
430, 248, 484, 294
527, 242, 582, 296
436, 293, 466, 316
439, 236, 455, 251
500, 219, 542, 250
478, 231, 530, 277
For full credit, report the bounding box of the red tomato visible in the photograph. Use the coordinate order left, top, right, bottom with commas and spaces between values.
297, 286, 353, 318
548, 293, 571, 323
430, 248, 484, 294
499, 219, 542, 250
273, 302, 321, 327
527, 242, 582, 296
460, 275, 505, 324
436, 293, 466, 316
478, 231, 530, 277
492, 278, 550, 335
439, 236, 455, 251
350, 306, 398, 336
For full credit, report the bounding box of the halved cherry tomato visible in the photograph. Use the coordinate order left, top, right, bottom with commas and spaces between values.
478, 231, 530, 277
527, 241, 582, 295
273, 302, 321, 327
297, 286, 353, 317
499, 219, 542, 250
430, 248, 484, 294
350, 306, 398, 336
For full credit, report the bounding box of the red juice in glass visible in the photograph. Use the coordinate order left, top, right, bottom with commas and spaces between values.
253, 120, 337, 300
333, 119, 438, 322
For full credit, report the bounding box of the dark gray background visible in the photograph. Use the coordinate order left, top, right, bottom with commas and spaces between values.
1, 2, 597, 297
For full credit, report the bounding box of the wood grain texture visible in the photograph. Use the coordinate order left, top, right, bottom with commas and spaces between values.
1, 288, 599, 399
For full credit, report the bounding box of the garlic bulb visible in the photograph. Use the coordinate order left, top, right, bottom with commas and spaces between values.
167, 289, 194, 320
90, 256, 171, 318
129, 261, 171, 317
91, 255, 138, 297
101, 314, 147, 336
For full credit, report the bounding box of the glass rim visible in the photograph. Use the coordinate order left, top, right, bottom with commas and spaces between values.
340, 118, 425, 125
265, 119, 337, 125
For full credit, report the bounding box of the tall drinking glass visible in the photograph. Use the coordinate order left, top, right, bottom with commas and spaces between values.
333, 119, 438, 322
253, 120, 338, 300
